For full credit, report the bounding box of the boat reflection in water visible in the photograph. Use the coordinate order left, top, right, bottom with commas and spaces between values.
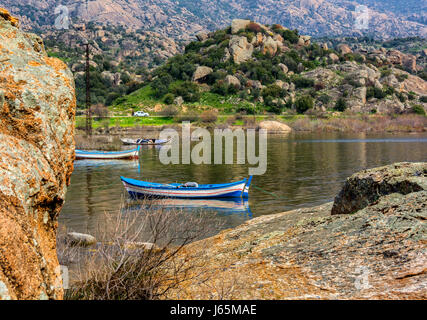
125, 197, 252, 218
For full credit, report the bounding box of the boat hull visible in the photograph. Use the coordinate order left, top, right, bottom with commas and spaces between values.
75, 148, 139, 160
121, 138, 169, 146
121, 177, 250, 199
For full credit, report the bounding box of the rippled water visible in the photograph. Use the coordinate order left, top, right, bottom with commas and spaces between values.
60, 132, 427, 235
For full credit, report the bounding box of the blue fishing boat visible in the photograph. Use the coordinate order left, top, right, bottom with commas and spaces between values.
75, 146, 140, 160
121, 176, 252, 199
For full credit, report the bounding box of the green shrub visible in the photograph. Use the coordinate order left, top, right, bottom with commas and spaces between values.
295, 95, 314, 114
211, 80, 229, 96
396, 92, 407, 102
384, 86, 395, 96
235, 103, 256, 115
366, 86, 386, 99
317, 94, 331, 105
169, 81, 200, 102
408, 92, 417, 100
396, 73, 408, 82
163, 93, 175, 105
334, 97, 347, 112
412, 104, 426, 115
279, 29, 299, 44
380, 67, 392, 78
292, 76, 315, 88
152, 74, 173, 98
420, 96, 427, 103
261, 84, 286, 99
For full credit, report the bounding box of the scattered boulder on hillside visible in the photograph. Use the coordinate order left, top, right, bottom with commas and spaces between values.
231, 19, 251, 34
337, 43, 352, 55
278, 63, 288, 74
174, 96, 184, 106
274, 80, 289, 90
225, 75, 241, 88
329, 53, 339, 62
196, 32, 208, 42
298, 35, 311, 46
192, 66, 213, 82
261, 36, 279, 56
399, 71, 427, 96
229, 35, 254, 64
247, 80, 263, 89
331, 162, 426, 215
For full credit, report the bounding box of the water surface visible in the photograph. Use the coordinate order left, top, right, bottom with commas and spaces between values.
60, 132, 427, 235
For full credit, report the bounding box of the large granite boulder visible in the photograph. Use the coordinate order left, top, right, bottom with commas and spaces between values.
332, 162, 426, 215
192, 66, 213, 82
225, 75, 241, 88
337, 43, 352, 55
258, 120, 292, 133
229, 36, 253, 64
166, 163, 427, 299
231, 19, 251, 34
0, 9, 75, 300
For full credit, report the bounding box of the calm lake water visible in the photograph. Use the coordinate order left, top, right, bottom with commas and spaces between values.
60, 132, 427, 235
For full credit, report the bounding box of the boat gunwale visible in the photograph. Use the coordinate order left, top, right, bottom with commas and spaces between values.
75, 148, 139, 155
121, 176, 248, 191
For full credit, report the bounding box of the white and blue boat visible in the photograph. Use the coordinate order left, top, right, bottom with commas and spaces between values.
121, 176, 252, 199
121, 138, 170, 146
75, 146, 140, 160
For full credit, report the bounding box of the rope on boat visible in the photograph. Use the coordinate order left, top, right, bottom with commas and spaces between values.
251, 184, 288, 200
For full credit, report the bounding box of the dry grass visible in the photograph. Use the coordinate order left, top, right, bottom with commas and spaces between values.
75, 134, 123, 151
289, 115, 427, 133
62, 200, 222, 300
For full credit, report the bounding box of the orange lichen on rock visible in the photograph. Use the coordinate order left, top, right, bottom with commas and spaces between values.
28, 60, 42, 67
0, 8, 75, 300
166, 163, 426, 300
0, 8, 19, 27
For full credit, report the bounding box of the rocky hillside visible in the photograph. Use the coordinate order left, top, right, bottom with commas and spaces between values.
2, 0, 426, 40
118, 20, 427, 116
41, 22, 182, 107
167, 162, 427, 299
0, 9, 75, 299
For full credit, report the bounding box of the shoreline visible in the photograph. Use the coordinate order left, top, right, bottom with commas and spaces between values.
76, 114, 427, 136
163, 162, 427, 300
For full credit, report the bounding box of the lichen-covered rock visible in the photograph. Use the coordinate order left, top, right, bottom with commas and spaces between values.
261, 36, 278, 56
225, 75, 240, 88
331, 162, 426, 215
66, 233, 96, 247
258, 120, 292, 133
166, 163, 427, 299
278, 63, 288, 74
192, 66, 213, 82
329, 53, 339, 62
231, 19, 251, 34
0, 9, 75, 300
229, 35, 253, 64
0, 8, 18, 27
337, 43, 352, 55
196, 32, 208, 42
